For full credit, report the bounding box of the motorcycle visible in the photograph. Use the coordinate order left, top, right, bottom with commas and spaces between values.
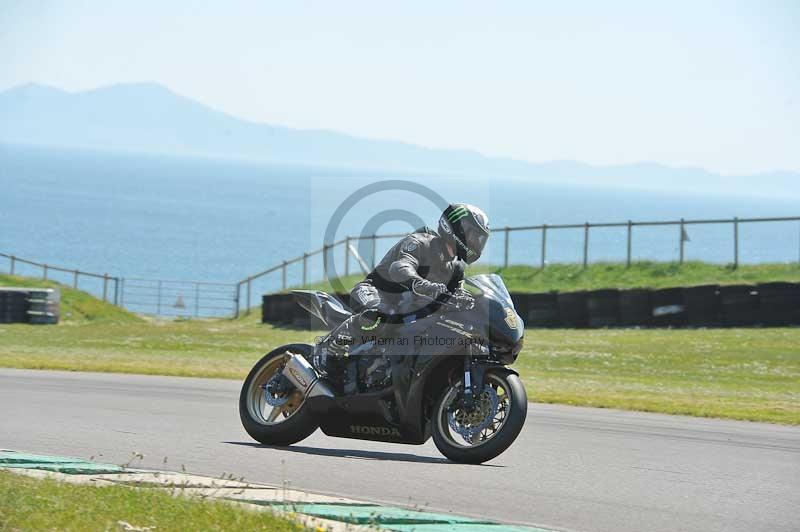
239, 273, 527, 463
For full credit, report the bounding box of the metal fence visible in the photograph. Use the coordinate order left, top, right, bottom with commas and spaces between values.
4, 214, 799, 319
0, 254, 237, 318
119, 278, 239, 318
0, 252, 120, 304
234, 215, 800, 316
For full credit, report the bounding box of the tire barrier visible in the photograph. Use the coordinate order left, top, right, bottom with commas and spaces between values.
652, 287, 687, 327
757, 282, 800, 326
519, 292, 560, 327
720, 285, 759, 326
619, 289, 652, 327
684, 284, 722, 327
557, 291, 588, 328
0, 287, 59, 324
262, 282, 800, 329
586, 289, 620, 328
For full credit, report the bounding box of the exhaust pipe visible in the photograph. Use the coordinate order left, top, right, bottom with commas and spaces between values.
281, 353, 335, 401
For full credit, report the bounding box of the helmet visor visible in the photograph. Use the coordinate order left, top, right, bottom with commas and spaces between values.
464, 227, 489, 263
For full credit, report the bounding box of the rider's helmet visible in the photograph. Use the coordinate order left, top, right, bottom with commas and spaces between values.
438, 203, 490, 264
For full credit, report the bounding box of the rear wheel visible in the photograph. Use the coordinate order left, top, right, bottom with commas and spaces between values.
239, 344, 319, 446
431, 369, 527, 464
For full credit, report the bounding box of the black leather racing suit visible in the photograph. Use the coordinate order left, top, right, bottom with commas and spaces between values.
349, 227, 466, 317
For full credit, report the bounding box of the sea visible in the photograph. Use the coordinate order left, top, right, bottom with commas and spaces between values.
1, 143, 798, 301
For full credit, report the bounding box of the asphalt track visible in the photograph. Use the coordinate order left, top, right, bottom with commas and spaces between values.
0, 368, 797, 532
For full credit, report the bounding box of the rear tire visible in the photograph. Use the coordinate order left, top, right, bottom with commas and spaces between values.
239, 344, 320, 446
431, 369, 527, 464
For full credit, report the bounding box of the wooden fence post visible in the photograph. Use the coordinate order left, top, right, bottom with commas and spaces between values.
9, 255, 15, 275
344, 237, 350, 276
246, 279, 252, 315
540, 225, 547, 269
583, 223, 590, 268
43, 264, 48, 280
733, 217, 739, 269
114, 278, 120, 305
234, 282, 240, 318
282, 261, 287, 290
73, 270, 79, 288
626, 221, 632, 267
503, 227, 510, 268
679, 218, 685, 264
102, 274, 109, 302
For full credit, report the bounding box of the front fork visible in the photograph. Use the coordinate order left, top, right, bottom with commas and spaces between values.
461, 356, 488, 409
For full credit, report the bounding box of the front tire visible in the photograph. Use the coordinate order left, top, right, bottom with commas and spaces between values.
432, 369, 527, 464
239, 344, 320, 446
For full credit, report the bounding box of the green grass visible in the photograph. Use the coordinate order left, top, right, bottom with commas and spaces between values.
0, 470, 304, 532
1, 270, 799, 424
294, 261, 800, 294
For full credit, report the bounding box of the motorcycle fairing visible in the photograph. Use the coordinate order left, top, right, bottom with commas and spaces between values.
313, 315, 503, 444
292, 290, 352, 328
302, 274, 524, 445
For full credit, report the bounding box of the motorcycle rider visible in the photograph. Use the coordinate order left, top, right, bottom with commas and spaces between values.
325, 203, 491, 390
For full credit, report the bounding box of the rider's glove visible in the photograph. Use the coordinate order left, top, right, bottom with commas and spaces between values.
411, 279, 448, 300
448, 288, 475, 311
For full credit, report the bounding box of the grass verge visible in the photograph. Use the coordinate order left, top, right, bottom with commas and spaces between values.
0, 470, 304, 532
0, 315, 797, 424
0, 270, 798, 424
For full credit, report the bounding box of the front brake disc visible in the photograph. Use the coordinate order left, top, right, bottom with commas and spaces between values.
447, 386, 499, 440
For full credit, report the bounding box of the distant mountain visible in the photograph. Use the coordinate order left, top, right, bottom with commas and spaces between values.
1, 82, 797, 197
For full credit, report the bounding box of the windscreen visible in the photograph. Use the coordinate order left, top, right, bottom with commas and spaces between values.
464, 274, 513, 305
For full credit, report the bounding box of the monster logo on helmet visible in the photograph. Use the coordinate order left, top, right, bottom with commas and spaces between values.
438, 203, 490, 264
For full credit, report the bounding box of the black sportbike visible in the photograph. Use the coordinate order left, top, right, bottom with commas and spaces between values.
239, 274, 526, 463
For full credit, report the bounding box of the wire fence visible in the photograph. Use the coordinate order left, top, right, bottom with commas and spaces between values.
3, 215, 799, 319
119, 278, 239, 318
234, 215, 800, 316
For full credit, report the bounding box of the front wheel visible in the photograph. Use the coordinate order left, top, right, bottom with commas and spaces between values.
239, 344, 319, 446
432, 369, 527, 464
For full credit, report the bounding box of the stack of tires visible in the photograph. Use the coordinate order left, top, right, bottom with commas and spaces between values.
619, 289, 652, 327
757, 282, 800, 326
262, 293, 305, 326
557, 291, 588, 328
586, 289, 619, 328
0, 287, 60, 324
521, 293, 561, 328
719, 285, 758, 326
651, 287, 687, 327
27, 288, 60, 324
0, 288, 30, 323
684, 285, 721, 327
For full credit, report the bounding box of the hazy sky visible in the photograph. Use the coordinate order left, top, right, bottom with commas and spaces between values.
1, 1, 798, 174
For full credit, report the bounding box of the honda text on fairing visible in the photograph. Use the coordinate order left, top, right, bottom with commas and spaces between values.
239, 273, 527, 463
